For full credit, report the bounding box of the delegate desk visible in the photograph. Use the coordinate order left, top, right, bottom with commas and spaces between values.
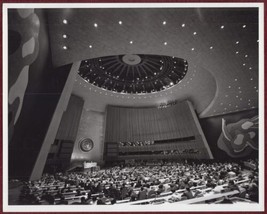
175, 190, 240, 204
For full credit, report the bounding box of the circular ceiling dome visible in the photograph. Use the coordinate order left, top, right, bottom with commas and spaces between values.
122, 54, 142, 65
78, 54, 188, 94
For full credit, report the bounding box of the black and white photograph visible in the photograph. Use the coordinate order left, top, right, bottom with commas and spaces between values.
3, 2, 264, 212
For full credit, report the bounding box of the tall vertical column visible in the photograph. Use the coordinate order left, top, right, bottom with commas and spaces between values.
30, 62, 80, 180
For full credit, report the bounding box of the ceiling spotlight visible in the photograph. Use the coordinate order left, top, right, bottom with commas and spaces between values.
191, 48, 195, 51
170, 82, 174, 86
210, 46, 213, 49
89, 45, 92, 48
243, 63, 246, 66
164, 42, 168, 45
62, 45, 68, 50
242, 25, 246, 28
62, 34, 68, 38
220, 25, 224, 29
163, 21, 167, 25
130, 41, 133, 44
63, 19, 68, 24
236, 41, 239, 44
245, 55, 248, 58
193, 32, 197, 35
249, 67, 252, 70
118, 21, 122, 25
235, 51, 239, 54
94, 23, 98, 28
235, 79, 238, 81
181, 23, 185, 27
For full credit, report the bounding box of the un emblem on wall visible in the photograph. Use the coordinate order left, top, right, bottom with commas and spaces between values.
79, 138, 94, 152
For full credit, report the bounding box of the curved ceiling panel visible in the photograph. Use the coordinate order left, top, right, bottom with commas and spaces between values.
73, 65, 217, 115
47, 7, 259, 117
78, 54, 188, 94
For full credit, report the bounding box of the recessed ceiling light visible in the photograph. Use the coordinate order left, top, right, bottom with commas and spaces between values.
94, 23, 98, 28
62, 34, 68, 38
242, 25, 246, 28
250, 78, 253, 81
249, 67, 252, 70
228, 86, 231, 88
210, 46, 213, 49
63, 19, 68, 24
245, 55, 248, 58
243, 63, 246, 66
181, 23, 185, 27
235, 51, 239, 54
164, 42, 168, 45
191, 48, 195, 51
193, 32, 197, 35
220, 25, 224, 29
119, 21, 122, 25
234, 78, 238, 81
163, 21, 167, 25
89, 45, 92, 48
236, 41, 239, 44
62, 45, 68, 50
130, 41, 133, 44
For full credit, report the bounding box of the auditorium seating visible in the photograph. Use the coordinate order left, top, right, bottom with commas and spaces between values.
18, 159, 258, 205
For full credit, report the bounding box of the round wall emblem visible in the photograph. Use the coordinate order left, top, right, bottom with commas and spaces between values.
79, 138, 94, 152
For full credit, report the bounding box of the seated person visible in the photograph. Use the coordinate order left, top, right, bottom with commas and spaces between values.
58, 196, 68, 205
182, 187, 194, 199
138, 187, 147, 200
157, 184, 165, 195
147, 186, 157, 198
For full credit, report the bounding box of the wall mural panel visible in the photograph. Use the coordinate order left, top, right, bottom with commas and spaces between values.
8, 9, 40, 141
217, 116, 258, 158
199, 109, 258, 160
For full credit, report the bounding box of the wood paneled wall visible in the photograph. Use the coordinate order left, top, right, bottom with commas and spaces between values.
105, 100, 199, 142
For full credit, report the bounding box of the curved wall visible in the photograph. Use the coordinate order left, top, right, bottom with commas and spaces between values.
105, 101, 199, 142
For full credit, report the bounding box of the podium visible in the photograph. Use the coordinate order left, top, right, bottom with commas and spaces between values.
83, 161, 98, 173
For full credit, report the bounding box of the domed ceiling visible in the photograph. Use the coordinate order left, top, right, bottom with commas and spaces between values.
78, 54, 188, 94
46, 6, 260, 118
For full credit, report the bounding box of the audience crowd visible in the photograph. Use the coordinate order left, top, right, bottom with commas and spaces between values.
18, 159, 259, 205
